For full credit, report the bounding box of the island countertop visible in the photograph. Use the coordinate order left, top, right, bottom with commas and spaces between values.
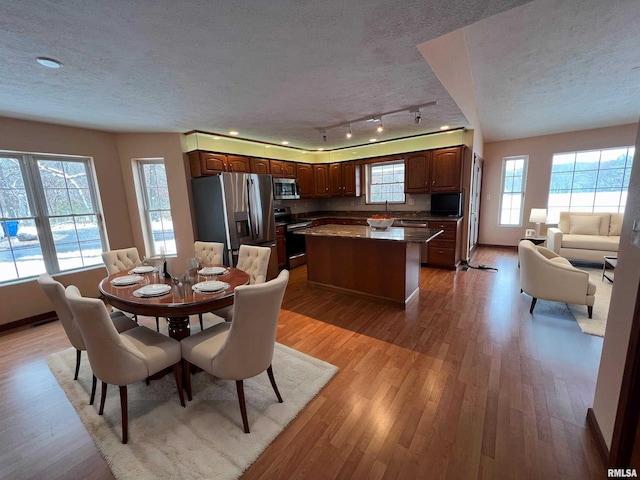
295, 224, 443, 243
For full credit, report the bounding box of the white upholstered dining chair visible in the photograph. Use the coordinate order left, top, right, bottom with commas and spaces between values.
205, 244, 272, 326
101, 247, 161, 332
194, 241, 225, 266
181, 269, 289, 433
37, 273, 138, 404
65, 285, 185, 444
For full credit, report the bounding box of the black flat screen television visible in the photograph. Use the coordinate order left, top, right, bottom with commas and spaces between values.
430, 192, 463, 217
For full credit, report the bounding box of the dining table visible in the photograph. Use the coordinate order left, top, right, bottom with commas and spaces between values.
99, 265, 250, 341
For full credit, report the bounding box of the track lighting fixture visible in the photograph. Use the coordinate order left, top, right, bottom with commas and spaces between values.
346, 125, 352, 139
322, 130, 327, 142
377, 118, 384, 133
414, 110, 421, 124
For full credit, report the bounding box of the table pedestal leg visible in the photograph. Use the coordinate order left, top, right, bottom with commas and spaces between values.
167, 316, 191, 341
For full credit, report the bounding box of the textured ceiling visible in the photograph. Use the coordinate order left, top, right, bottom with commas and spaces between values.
0, 0, 637, 150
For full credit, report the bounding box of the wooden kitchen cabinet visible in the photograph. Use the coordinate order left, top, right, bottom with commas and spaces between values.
329, 161, 360, 197
431, 147, 462, 192
313, 164, 331, 198
250, 157, 271, 175
296, 163, 314, 198
404, 151, 432, 193
275, 225, 287, 268
188, 151, 250, 176
427, 218, 462, 269
404, 146, 463, 193
270, 160, 298, 178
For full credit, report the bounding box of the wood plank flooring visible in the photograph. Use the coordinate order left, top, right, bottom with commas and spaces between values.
0, 247, 605, 479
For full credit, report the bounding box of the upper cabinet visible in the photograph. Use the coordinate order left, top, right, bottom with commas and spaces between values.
296, 163, 314, 198
404, 146, 462, 194
250, 157, 271, 175
313, 164, 331, 198
188, 151, 250, 176
330, 161, 360, 197
270, 160, 297, 179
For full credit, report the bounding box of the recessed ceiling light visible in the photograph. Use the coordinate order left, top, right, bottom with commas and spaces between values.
229, 131, 239, 136
318, 148, 324, 151
369, 138, 377, 142
36, 57, 63, 68
440, 125, 449, 130
281, 141, 289, 145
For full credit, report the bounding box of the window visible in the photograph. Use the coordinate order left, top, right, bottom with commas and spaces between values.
136, 159, 175, 256
547, 147, 634, 223
366, 161, 405, 204
0, 153, 106, 283
498, 156, 528, 226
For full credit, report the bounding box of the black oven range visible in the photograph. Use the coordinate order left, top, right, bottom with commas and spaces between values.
274, 207, 312, 269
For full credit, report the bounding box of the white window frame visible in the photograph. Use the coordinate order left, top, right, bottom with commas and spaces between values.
498, 155, 528, 227
0, 152, 107, 284
365, 160, 406, 205
135, 159, 176, 257
546, 146, 633, 224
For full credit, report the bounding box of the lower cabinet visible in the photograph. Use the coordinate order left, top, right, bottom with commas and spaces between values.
276, 225, 287, 268
427, 218, 462, 269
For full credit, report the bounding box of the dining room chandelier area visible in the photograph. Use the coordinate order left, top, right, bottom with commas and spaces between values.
318, 101, 438, 142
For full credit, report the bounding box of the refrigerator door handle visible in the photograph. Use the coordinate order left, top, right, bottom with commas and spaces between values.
251, 179, 260, 237
246, 178, 260, 239
245, 178, 254, 239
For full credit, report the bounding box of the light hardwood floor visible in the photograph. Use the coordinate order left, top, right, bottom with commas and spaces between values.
0, 247, 605, 479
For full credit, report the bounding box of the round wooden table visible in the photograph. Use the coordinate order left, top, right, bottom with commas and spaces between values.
99, 266, 249, 340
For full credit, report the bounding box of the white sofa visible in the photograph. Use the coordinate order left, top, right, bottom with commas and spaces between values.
546, 212, 622, 263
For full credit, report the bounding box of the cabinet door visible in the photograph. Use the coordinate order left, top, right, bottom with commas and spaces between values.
250, 158, 271, 175
283, 161, 297, 178
275, 226, 287, 268
227, 155, 251, 173
270, 160, 284, 178
404, 152, 431, 193
313, 164, 331, 198
342, 162, 358, 197
431, 147, 462, 192
329, 163, 343, 196
296, 163, 314, 198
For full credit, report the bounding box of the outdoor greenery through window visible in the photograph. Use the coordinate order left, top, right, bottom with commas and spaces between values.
366, 161, 405, 204
0, 153, 106, 283
547, 147, 634, 223
136, 159, 176, 256
499, 156, 528, 226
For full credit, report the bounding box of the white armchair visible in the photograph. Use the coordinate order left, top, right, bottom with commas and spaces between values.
518, 240, 596, 318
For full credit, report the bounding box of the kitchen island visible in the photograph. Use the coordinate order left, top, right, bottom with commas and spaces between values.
296, 224, 442, 308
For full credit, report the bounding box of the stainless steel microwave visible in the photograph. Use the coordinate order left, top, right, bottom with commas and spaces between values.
273, 178, 301, 200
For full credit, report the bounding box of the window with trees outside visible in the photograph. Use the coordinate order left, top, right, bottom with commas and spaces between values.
547, 146, 634, 223
498, 156, 528, 226
366, 161, 405, 204
136, 159, 176, 256
0, 153, 106, 283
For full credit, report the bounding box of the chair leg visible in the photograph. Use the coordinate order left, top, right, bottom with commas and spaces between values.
267, 365, 283, 403
182, 359, 193, 402
90, 375, 97, 405
588, 306, 593, 319
199, 313, 204, 331
155, 317, 160, 332
529, 297, 537, 314
119, 385, 128, 444
74, 349, 82, 380
235, 380, 250, 433
173, 363, 185, 407
99, 382, 108, 415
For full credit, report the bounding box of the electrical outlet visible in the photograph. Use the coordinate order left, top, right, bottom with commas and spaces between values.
408, 198, 415, 206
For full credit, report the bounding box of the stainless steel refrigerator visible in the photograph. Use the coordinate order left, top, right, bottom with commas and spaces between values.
191, 173, 276, 266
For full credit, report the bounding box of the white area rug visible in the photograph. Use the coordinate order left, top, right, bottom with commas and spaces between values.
47, 342, 338, 480
568, 268, 612, 337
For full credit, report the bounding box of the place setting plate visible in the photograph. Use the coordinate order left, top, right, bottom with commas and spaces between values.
129, 265, 156, 274
192, 280, 230, 294
111, 275, 144, 286
197, 266, 229, 276
133, 284, 172, 298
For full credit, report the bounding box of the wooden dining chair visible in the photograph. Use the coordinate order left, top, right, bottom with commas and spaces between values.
37, 273, 138, 404
206, 244, 272, 326
65, 285, 185, 444
181, 269, 289, 433
101, 247, 161, 332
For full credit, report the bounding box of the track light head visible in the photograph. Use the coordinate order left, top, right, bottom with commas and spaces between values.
322, 130, 327, 142
415, 110, 422, 124
346, 125, 352, 139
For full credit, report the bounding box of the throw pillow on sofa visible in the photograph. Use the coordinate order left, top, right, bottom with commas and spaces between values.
569, 215, 602, 235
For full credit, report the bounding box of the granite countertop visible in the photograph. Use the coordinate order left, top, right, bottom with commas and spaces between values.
294, 224, 443, 243
292, 210, 461, 222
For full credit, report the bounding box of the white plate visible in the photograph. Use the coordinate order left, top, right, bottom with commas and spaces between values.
111, 275, 143, 286
133, 284, 172, 297
198, 266, 228, 276
130, 265, 155, 274
192, 281, 229, 294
